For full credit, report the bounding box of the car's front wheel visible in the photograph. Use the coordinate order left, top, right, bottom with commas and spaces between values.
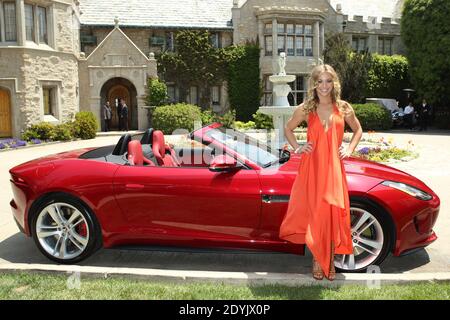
31, 194, 101, 264
334, 201, 394, 273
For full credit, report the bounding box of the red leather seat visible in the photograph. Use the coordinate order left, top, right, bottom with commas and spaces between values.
127, 140, 155, 166
152, 130, 180, 167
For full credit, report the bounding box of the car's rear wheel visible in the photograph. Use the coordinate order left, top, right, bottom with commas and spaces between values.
31, 194, 101, 264
334, 201, 394, 273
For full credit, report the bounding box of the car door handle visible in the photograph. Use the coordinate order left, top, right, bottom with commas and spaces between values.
125, 184, 145, 190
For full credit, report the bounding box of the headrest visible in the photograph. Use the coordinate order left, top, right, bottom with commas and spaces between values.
112, 133, 132, 155
140, 128, 154, 145
152, 130, 166, 158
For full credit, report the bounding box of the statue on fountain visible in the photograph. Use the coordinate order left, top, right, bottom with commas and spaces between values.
278, 52, 287, 76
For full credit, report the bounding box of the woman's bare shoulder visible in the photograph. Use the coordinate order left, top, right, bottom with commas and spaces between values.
295, 103, 308, 115
338, 100, 354, 116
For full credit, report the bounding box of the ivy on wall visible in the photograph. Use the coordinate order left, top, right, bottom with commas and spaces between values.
225, 44, 261, 122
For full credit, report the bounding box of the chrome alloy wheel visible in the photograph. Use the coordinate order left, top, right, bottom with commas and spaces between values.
334, 207, 384, 271
36, 202, 90, 260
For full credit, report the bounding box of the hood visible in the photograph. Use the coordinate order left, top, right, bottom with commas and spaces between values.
279, 154, 428, 191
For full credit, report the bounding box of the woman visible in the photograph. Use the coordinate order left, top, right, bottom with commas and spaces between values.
279, 64, 362, 281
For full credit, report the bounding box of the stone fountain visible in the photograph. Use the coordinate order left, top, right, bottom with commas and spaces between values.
258, 52, 296, 148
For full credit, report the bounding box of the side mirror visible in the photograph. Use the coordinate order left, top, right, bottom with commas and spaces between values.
209, 155, 240, 172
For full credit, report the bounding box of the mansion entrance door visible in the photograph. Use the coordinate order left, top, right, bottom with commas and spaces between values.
0, 89, 12, 137
108, 85, 130, 130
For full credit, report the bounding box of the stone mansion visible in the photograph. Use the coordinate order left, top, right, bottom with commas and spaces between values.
0, 0, 404, 137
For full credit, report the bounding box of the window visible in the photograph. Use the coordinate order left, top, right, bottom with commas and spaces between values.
352, 36, 367, 53
165, 32, 175, 52
210, 33, 220, 48
378, 37, 393, 55
277, 36, 285, 55
3, 2, 16, 42
211, 86, 220, 105
263, 74, 306, 106
275, 23, 314, 57
37, 6, 47, 44
167, 85, 177, 103
265, 36, 272, 56
187, 86, 198, 105
286, 36, 294, 56
304, 37, 313, 56
262, 75, 273, 106
25, 4, 34, 41
288, 76, 306, 106
264, 23, 272, 34
43, 87, 55, 116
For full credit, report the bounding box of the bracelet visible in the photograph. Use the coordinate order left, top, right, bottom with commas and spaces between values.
294, 147, 301, 154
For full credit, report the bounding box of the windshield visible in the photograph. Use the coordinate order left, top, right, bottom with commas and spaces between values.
204, 127, 279, 167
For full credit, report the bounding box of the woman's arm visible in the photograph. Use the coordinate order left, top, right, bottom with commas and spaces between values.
284, 104, 312, 154
340, 102, 363, 159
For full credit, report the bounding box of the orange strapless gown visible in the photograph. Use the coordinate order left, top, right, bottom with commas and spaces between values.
279, 104, 354, 277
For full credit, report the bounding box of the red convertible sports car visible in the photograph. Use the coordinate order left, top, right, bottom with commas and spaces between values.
9, 123, 439, 272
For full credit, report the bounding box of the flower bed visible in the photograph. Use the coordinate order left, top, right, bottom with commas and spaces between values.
0, 138, 42, 150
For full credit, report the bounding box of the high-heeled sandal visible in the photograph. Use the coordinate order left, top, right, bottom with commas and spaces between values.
312, 258, 324, 280
326, 243, 336, 281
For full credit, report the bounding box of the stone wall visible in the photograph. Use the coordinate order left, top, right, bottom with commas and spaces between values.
343, 15, 405, 55
54, 1, 81, 54
0, 48, 78, 137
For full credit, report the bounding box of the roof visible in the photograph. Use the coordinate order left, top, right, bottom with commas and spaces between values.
329, 0, 404, 21
79, 0, 233, 29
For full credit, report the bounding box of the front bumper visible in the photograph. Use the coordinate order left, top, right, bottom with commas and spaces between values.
366, 183, 440, 256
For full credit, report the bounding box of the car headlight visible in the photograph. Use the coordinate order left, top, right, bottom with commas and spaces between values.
381, 180, 432, 201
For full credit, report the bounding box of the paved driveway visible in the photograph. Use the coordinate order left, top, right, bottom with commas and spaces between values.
0, 131, 449, 275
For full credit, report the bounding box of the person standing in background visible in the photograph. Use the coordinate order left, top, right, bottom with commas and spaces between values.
418, 99, 430, 131
120, 98, 129, 131
103, 101, 112, 132
117, 97, 123, 131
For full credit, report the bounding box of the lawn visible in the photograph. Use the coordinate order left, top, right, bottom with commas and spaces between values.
0, 272, 448, 300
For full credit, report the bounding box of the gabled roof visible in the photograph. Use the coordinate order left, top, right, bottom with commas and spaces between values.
79, 0, 233, 29
86, 27, 150, 66
330, 0, 404, 21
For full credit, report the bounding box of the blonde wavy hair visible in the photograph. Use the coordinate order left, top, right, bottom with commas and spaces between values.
303, 64, 348, 114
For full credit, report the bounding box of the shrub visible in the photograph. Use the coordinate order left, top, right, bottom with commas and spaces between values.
152, 103, 202, 134
146, 78, 168, 106
22, 122, 55, 141
201, 109, 215, 125
252, 111, 274, 129
352, 103, 392, 131
72, 111, 98, 139
234, 121, 256, 130
214, 109, 236, 128
52, 123, 73, 141
365, 54, 411, 100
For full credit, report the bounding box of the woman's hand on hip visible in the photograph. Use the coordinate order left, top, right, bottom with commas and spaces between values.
339, 145, 352, 159
295, 142, 313, 154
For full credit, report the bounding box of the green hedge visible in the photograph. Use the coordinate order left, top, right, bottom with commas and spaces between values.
22, 122, 55, 141
146, 78, 168, 106
152, 103, 203, 134
227, 45, 261, 122
73, 111, 98, 139
352, 103, 392, 131
365, 54, 411, 99
252, 111, 274, 129
21, 111, 97, 141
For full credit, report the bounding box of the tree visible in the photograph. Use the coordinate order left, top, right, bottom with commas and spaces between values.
323, 33, 372, 103
225, 44, 261, 121
401, 0, 450, 108
157, 30, 227, 109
